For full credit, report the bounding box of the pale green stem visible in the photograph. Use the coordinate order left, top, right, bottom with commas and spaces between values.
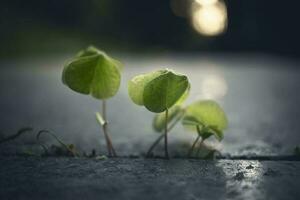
101, 100, 117, 157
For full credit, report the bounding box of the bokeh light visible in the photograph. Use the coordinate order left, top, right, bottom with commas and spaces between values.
191, 0, 228, 36
195, 0, 218, 6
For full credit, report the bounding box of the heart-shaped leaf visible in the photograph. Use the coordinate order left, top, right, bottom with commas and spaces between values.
152, 84, 190, 132
128, 70, 167, 105
143, 70, 190, 113
62, 46, 122, 100
182, 100, 228, 141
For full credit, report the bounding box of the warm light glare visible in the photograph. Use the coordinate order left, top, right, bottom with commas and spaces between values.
191, 0, 228, 36
195, 0, 218, 6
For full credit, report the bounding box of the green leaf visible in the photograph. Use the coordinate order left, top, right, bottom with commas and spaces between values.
143, 70, 190, 113
184, 100, 228, 130
76, 46, 123, 71
175, 84, 190, 106
183, 100, 228, 141
62, 46, 122, 100
128, 70, 167, 105
152, 105, 183, 132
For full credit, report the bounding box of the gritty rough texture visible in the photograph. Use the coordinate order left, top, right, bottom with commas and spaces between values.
0, 157, 300, 200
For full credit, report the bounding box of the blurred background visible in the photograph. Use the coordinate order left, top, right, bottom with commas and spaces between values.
1, 0, 300, 156
1, 0, 300, 58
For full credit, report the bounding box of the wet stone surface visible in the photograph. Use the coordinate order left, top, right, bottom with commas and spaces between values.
0, 157, 300, 200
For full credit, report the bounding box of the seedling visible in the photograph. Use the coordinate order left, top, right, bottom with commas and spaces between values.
146, 104, 188, 157
128, 69, 190, 158
62, 46, 122, 157
182, 100, 228, 157
36, 130, 79, 157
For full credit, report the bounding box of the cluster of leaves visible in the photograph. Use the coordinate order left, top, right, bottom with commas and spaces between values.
182, 100, 227, 157
128, 69, 228, 158
128, 69, 190, 158
61, 46, 228, 159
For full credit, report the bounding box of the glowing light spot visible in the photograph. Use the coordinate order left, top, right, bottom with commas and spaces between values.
191, 0, 228, 36
195, 0, 218, 6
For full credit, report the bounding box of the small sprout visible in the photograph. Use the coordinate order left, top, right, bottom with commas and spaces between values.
36, 130, 79, 157
182, 100, 228, 157
128, 69, 190, 158
62, 46, 122, 157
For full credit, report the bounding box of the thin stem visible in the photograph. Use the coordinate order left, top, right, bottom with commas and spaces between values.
196, 139, 204, 158
164, 109, 169, 159
106, 129, 117, 157
146, 111, 184, 157
187, 135, 201, 158
101, 100, 117, 157
146, 134, 164, 157
0, 127, 32, 144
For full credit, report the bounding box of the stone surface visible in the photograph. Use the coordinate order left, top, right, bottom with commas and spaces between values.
0, 157, 299, 200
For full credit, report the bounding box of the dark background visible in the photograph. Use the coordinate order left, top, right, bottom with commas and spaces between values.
1, 0, 300, 58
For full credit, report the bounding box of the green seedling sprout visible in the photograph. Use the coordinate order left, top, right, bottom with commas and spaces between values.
36, 130, 79, 157
146, 86, 190, 156
182, 100, 228, 158
128, 69, 190, 158
146, 83, 194, 157
62, 46, 122, 157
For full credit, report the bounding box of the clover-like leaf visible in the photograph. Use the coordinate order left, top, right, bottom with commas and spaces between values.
152, 84, 190, 132
128, 69, 167, 105
182, 100, 228, 141
62, 46, 122, 100
143, 70, 190, 113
